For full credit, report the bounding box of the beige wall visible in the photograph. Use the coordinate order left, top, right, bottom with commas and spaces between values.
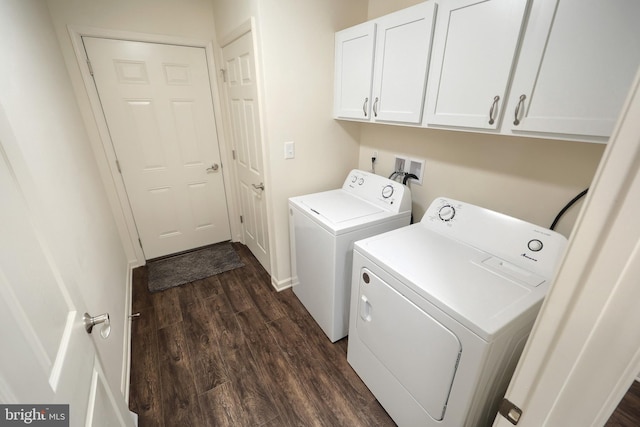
46, 0, 221, 264
359, 0, 605, 238
211, 0, 257, 39
257, 0, 367, 285
212, 0, 604, 288
45, 0, 222, 393
44, 0, 605, 298
1, 0, 129, 397
358, 125, 604, 237
48, 0, 217, 38
368, 0, 423, 18
212, 0, 367, 286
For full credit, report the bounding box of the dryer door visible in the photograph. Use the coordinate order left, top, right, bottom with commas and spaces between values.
356, 267, 462, 421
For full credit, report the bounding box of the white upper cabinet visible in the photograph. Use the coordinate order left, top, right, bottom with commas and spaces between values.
334, 2, 437, 124
372, 3, 437, 123
424, 0, 529, 130
333, 22, 376, 120
505, 0, 640, 140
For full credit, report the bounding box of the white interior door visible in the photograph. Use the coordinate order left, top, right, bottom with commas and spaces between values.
83, 37, 231, 260
222, 31, 271, 273
0, 146, 133, 425
493, 72, 640, 426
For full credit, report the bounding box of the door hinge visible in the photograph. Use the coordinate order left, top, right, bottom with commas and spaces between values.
220, 68, 227, 83
86, 58, 94, 76
115, 159, 122, 173
240, 215, 244, 224
138, 238, 143, 249
232, 149, 236, 160
498, 398, 522, 425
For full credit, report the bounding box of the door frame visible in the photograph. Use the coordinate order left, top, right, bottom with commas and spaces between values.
67, 25, 240, 266
218, 19, 277, 283
493, 69, 640, 426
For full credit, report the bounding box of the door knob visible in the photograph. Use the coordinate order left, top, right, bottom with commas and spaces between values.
84, 312, 111, 339
252, 182, 265, 191
206, 164, 219, 172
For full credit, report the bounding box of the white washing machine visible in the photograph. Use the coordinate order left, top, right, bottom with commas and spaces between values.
289, 170, 411, 342
347, 197, 568, 426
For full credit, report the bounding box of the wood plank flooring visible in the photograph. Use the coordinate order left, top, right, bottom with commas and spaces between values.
606, 381, 640, 427
128, 242, 640, 426
128, 243, 395, 426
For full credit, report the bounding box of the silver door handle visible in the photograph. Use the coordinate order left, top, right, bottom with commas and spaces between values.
84, 312, 111, 339
252, 182, 265, 191
206, 164, 219, 172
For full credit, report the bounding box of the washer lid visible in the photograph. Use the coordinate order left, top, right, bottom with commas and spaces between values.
298, 190, 383, 223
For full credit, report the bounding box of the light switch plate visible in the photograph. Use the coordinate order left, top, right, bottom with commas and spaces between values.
284, 141, 295, 159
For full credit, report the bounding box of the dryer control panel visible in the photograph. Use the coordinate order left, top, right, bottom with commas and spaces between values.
423, 197, 568, 280
343, 170, 412, 214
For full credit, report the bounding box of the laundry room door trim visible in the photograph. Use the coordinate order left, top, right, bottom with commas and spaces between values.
219, 19, 277, 285
66, 26, 240, 266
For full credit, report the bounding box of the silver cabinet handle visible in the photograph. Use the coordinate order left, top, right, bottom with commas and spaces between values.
252, 182, 265, 191
513, 94, 526, 126
84, 312, 111, 339
488, 95, 500, 125
206, 164, 219, 172
362, 97, 368, 117
373, 97, 379, 117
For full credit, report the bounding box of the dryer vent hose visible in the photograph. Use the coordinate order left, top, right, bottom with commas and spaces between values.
402, 173, 418, 185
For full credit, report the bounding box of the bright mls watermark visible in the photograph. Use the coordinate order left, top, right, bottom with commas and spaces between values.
0, 405, 68, 426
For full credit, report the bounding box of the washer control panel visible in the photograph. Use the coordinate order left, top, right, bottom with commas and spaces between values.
343, 170, 411, 214
438, 204, 456, 222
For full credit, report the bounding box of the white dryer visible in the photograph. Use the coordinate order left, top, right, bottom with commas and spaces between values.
289, 170, 411, 342
347, 197, 568, 426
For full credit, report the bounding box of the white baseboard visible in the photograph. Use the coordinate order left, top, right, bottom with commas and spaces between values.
121, 261, 135, 402
271, 275, 292, 292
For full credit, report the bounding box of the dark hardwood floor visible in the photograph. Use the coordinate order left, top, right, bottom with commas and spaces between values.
128, 243, 395, 426
128, 242, 640, 427
606, 381, 640, 427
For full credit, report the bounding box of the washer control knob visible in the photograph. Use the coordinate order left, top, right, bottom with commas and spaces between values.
351, 175, 357, 183
528, 239, 543, 252
358, 178, 365, 185
382, 184, 394, 199
438, 204, 456, 222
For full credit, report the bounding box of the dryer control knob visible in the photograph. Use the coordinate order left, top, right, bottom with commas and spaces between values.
438, 204, 456, 222
382, 184, 394, 199
528, 239, 543, 252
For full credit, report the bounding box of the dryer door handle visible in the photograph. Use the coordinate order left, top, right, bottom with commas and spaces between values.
360, 295, 372, 322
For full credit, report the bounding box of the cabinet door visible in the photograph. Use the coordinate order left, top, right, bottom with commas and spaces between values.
334, 22, 376, 120
507, 0, 640, 139
424, 0, 529, 130
372, 2, 436, 124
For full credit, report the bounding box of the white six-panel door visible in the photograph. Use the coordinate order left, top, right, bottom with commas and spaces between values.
222, 31, 271, 273
84, 37, 231, 259
0, 146, 132, 425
